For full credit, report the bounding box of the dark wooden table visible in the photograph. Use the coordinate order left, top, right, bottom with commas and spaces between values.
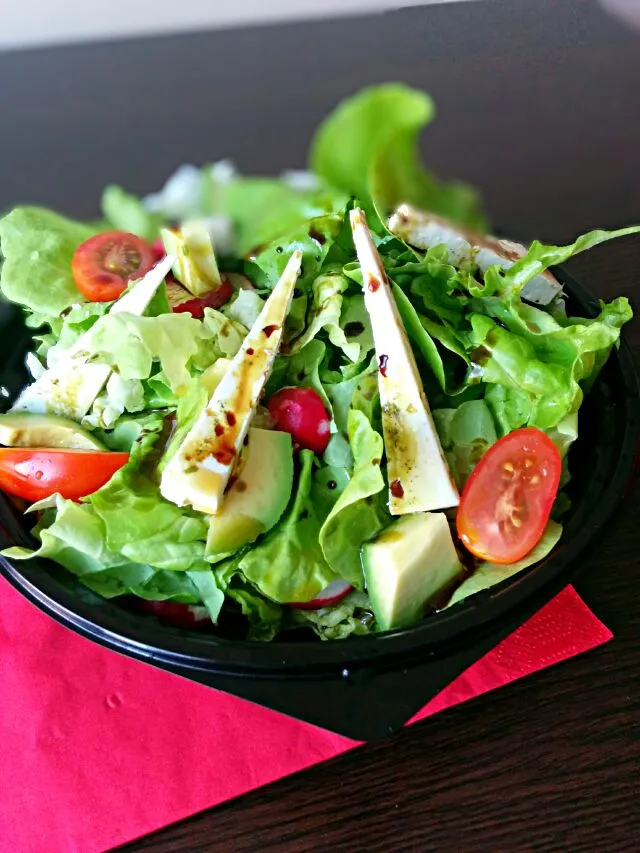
2, 1, 639, 849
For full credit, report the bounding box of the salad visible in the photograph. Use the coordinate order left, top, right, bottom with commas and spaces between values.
0, 84, 637, 642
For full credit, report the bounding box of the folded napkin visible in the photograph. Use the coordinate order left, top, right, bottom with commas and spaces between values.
0, 578, 611, 853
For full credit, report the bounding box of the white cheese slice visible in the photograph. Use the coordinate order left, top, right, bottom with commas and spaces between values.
388, 204, 562, 306
160, 250, 302, 515
12, 255, 175, 421
350, 209, 459, 515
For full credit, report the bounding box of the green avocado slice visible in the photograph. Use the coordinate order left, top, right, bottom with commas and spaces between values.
205, 427, 293, 561
362, 511, 463, 631
0, 412, 106, 450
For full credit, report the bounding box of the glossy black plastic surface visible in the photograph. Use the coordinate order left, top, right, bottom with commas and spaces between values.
1, 267, 638, 738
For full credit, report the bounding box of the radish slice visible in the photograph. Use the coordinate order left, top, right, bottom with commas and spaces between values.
140, 600, 210, 628
289, 580, 353, 610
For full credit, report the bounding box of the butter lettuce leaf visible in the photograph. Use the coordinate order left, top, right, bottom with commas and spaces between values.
102, 185, 164, 242
447, 522, 563, 608
318, 410, 387, 588
237, 450, 338, 603
288, 590, 376, 640
310, 84, 485, 230
0, 206, 96, 318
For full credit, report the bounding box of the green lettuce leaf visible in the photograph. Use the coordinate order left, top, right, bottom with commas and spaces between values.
253, 214, 344, 293
0, 207, 96, 318
88, 425, 209, 572
4, 493, 223, 622
222, 289, 265, 329
101, 185, 164, 241
288, 590, 376, 640
433, 399, 497, 487
84, 374, 146, 429
318, 410, 387, 588
484, 228, 640, 300
310, 83, 485, 230
80, 311, 215, 394
214, 176, 348, 257
267, 339, 331, 411
36, 301, 109, 363
323, 356, 378, 435
200, 308, 248, 359
214, 560, 284, 642
447, 521, 563, 608
237, 450, 338, 603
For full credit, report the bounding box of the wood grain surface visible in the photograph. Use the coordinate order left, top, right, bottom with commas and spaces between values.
1, 1, 639, 850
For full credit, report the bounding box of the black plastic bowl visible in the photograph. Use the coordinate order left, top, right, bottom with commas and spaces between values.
1, 267, 638, 739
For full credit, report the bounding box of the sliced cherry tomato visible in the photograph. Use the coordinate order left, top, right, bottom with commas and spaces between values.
165, 277, 233, 318
72, 231, 156, 302
152, 238, 166, 261
456, 427, 561, 564
139, 600, 210, 628
267, 387, 331, 455
0, 448, 129, 503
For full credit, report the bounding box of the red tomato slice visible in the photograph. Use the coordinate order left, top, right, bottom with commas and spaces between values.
0, 449, 129, 503
267, 387, 331, 455
166, 277, 233, 318
72, 231, 156, 302
456, 427, 561, 564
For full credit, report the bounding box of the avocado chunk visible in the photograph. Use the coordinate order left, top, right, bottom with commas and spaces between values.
206, 427, 294, 561
0, 412, 106, 450
362, 511, 463, 632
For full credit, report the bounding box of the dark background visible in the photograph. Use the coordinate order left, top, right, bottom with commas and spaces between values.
1, 0, 639, 849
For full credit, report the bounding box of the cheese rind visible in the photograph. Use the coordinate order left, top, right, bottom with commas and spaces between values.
350, 209, 459, 514
11, 255, 175, 421
388, 204, 562, 306
160, 251, 302, 514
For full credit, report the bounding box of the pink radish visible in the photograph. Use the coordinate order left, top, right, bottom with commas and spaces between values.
289, 580, 352, 610
140, 600, 210, 628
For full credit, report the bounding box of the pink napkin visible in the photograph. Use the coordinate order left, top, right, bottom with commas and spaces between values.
0, 578, 611, 853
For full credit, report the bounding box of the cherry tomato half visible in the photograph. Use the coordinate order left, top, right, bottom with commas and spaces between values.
165, 277, 233, 318
0, 448, 129, 503
267, 387, 331, 455
456, 427, 562, 564
72, 231, 156, 302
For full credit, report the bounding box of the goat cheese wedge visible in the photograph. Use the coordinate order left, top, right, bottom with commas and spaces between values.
11, 255, 175, 420
160, 250, 302, 515
350, 209, 459, 515
388, 204, 562, 306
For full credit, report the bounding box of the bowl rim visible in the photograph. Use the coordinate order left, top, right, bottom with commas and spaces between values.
1, 265, 638, 677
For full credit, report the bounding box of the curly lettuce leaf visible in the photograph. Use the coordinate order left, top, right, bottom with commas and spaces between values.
310, 84, 485, 231
236, 450, 338, 603
318, 410, 387, 588
0, 207, 96, 318
484, 228, 640, 300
